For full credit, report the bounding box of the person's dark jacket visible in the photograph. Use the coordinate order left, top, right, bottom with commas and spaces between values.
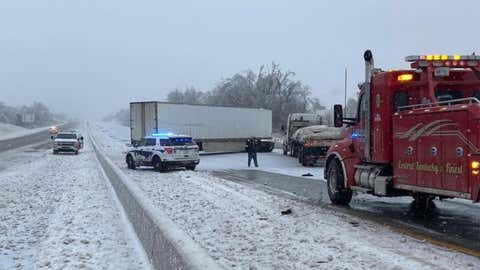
245, 140, 257, 154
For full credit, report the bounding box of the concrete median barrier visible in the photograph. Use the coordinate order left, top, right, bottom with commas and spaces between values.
89, 135, 222, 270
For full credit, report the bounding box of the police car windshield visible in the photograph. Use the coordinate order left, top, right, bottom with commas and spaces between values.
140, 138, 156, 146
160, 137, 194, 146
56, 133, 76, 139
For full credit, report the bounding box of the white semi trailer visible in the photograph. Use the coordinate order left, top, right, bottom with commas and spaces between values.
130, 101, 274, 153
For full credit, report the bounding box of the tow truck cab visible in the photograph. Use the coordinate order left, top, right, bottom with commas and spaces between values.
325, 50, 480, 206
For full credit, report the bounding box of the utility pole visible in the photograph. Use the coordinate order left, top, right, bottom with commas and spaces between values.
344, 67, 348, 116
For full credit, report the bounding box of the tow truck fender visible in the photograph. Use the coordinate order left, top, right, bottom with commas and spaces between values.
325, 144, 359, 188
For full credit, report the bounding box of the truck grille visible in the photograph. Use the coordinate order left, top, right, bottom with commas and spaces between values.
58, 142, 75, 146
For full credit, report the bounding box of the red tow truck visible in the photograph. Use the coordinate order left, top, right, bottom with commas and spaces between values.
325, 50, 480, 211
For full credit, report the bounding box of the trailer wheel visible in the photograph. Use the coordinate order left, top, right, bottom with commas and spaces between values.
326, 158, 352, 205
126, 155, 136, 170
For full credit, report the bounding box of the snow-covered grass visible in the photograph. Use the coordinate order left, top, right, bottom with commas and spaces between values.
91, 121, 480, 270
0, 122, 53, 141
0, 135, 151, 269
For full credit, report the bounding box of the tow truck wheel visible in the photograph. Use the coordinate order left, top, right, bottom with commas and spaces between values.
411, 193, 436, 216
326, 158, 352, 205
127, 155, 136, 170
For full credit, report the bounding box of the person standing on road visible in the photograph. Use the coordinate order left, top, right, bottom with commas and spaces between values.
245, 138, 259, 167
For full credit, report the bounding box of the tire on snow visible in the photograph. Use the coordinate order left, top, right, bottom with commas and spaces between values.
126, 155, 136, 170
152, 156, 166, 172
326, 157, 352, 205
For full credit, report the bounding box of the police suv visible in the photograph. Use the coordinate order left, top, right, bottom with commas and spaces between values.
125, 134, 200, 172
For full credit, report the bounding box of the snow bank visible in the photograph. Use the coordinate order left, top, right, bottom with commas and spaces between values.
89, 132, 222, 270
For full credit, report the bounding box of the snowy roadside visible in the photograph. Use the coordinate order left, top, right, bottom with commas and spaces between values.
94, 121, 324, 180
0, 136, 151, 269
91, 123, 479, 269
0, 123, 55, 141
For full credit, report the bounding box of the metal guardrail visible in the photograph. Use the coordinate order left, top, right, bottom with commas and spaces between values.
89, 133, 222, 270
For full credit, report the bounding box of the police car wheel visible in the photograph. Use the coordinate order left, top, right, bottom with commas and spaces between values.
127, 155, 136, 170
153, 156, 165, 172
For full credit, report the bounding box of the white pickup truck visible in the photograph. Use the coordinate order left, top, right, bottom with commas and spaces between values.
53, 131, 84, 155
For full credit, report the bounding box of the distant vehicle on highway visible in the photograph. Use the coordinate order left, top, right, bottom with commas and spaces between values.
126, 133, 200, 172
282, 113, 322, 156
53, 131, 84, 155
291, 125, 343, 167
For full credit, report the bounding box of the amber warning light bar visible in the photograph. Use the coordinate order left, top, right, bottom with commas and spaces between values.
406, 54, 480, 68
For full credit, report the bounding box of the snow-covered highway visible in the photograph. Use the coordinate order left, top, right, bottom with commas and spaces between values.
90, 121, 480, 270
0, 134, 151, 269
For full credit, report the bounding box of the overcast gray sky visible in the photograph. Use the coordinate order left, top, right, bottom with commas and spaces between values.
1, 0, 479, 119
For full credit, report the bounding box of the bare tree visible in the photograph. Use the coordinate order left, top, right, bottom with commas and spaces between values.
345, 97, 358, 118
166, 63, 324, 130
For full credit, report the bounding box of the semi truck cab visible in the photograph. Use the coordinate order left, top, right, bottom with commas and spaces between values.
326, 50, 480, 208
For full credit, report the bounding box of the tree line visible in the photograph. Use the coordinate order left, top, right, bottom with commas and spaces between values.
167, 63, 325, 130
105, 63, 360, 129
0, 101, 58, 128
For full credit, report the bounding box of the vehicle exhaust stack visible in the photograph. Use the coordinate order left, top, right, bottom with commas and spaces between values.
363, 49, 373, 162
364, 50, 374, 83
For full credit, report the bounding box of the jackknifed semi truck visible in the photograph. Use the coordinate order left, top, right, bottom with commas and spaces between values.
130, 101, 274, 153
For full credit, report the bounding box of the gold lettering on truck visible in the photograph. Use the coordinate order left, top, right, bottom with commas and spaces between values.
445, 163, 463, 175
397, 161, 463, 175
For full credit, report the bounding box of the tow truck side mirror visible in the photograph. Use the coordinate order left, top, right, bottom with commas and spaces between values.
333, 104, 343, 127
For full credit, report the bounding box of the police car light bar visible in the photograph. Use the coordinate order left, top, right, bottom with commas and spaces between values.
151, 132, 174, 137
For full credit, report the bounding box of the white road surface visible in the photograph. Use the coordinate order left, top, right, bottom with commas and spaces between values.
0, 135, 151, 270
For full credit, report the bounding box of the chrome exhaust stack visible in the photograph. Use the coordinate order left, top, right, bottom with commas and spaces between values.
363, 49, 373, 162
364, 50, 374, 83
